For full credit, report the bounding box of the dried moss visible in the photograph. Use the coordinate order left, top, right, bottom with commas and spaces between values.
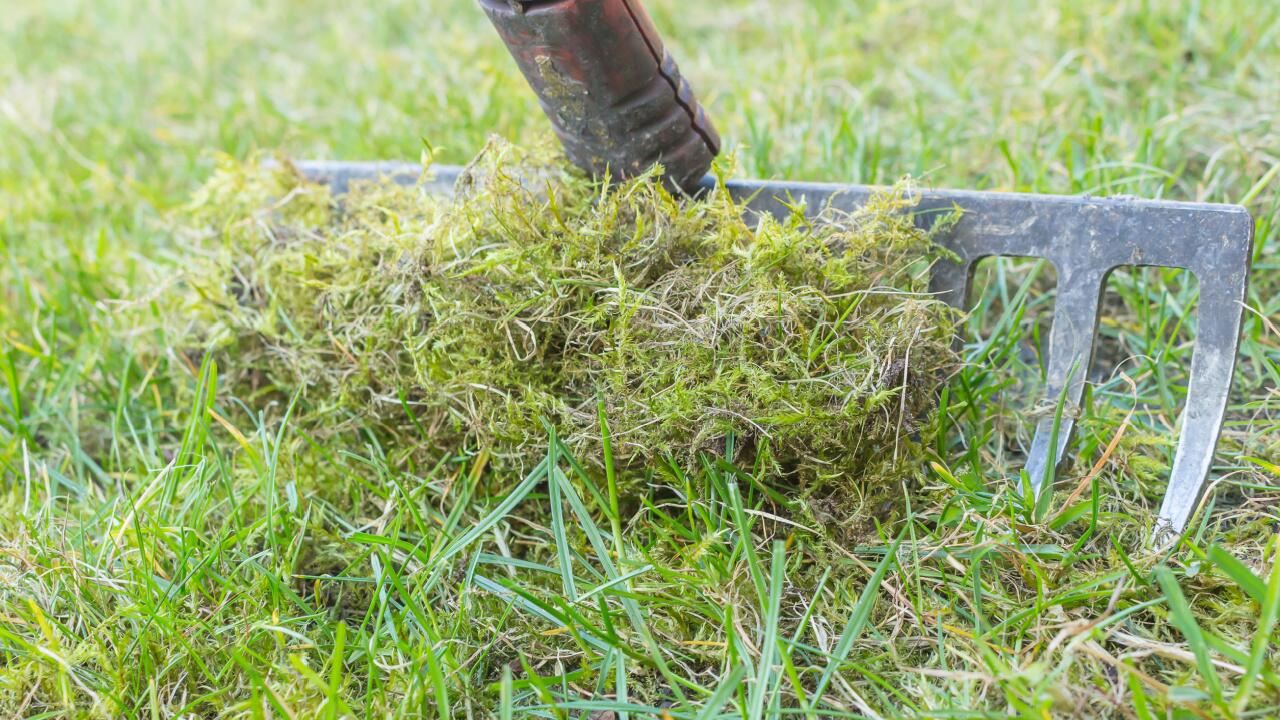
169, 139, 958, 495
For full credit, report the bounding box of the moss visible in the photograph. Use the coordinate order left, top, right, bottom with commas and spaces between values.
167, 138, 958, 505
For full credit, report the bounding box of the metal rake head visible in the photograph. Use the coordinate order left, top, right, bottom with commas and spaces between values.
296, 160, 1254, 545
936, 195, 1253, 541
729, 177, 1255, 545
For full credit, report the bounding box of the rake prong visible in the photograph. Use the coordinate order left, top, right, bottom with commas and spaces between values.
1154, 280, 1249, 544
1025, 269, 1107, 495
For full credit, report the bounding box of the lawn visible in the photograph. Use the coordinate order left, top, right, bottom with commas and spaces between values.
2, 0, 1279, 717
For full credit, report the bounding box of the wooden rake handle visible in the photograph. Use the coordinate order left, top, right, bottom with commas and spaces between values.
478, 0, 720, 194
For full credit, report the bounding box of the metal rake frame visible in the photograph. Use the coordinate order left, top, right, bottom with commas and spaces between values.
296, 160, 1254, 543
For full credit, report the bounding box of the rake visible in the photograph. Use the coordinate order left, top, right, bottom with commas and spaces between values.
298, 0, 1255, 544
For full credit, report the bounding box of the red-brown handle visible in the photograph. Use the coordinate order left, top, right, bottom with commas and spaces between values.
478, 0, 720, 194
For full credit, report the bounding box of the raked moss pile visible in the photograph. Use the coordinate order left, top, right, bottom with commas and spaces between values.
165, 139, 959, 506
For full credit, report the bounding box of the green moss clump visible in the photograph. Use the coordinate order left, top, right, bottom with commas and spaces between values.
168, 139, 958, 495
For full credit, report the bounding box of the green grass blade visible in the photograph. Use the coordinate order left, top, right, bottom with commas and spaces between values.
1206, 545, 1267, 605
546, 429, 577, 602
696, 663, 749, 720
1154, 565, 1223, 703
811, 527, 906, 706
500, 665, 514, 720
726, 479, 768, 606
598, 396, 625, 557
573, 564, 654, 606
423, 456, 549, 591
1232, 535, 1280, 713
748, 541, 786, 720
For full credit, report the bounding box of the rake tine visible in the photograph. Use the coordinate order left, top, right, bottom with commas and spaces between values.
1025, 269, 1107, 495
1154, 277, 1250, 545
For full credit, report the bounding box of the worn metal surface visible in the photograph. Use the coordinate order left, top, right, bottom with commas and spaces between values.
477, 0, 719, 193
295, 160, 1254, 543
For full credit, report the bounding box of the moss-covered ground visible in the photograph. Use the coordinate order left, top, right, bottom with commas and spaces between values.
2, 1, 1279, 717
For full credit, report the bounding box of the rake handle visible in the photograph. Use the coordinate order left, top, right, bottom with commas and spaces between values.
478, 0, 720, 194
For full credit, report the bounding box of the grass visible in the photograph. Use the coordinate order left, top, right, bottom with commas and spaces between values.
1, 0, 1278, 717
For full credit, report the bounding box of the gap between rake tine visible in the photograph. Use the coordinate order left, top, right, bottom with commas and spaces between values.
927, 256, 973, 310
